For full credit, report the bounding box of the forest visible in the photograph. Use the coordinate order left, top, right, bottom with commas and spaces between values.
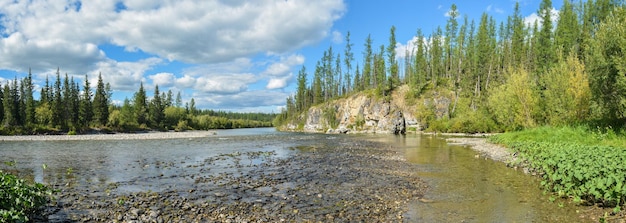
274, 0, 626, 133
0, 70, 274, 135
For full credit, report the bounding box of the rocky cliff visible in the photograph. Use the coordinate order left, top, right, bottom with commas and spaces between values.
280, 85, 451, 135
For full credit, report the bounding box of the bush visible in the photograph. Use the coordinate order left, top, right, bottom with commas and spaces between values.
0, 172, 54, 222
490, 126, 626, 209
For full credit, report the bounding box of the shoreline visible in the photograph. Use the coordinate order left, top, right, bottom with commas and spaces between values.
0, 130, 217, 141
445, 137, 513, 163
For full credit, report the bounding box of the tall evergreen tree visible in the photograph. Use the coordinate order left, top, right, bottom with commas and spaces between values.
445, 4, 460, 77
295, 66, 308, 112
2, 82, 14, 126
537, 0, 555, 72
93, 73, 109, 126
344, 31, 354, 93
362, 34, 373, 89
134, 82, 148, 126
149, 85, 164, 128
387, 26, 400, 89
175, 91, 183, 108
79, 75, 93, 128
52, 70, 63, 128
555, 0, 580, 57
23, 69, 35, 126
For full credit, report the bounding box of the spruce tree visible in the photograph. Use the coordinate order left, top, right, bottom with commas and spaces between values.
93, 73, 109, 127
134, 82, 148, 126
79, 75, 93, 129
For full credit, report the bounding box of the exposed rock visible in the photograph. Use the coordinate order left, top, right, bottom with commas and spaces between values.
284, 85, 452, 135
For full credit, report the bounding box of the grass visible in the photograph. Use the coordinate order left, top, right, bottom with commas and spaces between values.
489, 125, 626, 211
490, 125, 626, 148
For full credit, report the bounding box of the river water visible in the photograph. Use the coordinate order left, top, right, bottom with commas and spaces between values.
0, 128, 586, 222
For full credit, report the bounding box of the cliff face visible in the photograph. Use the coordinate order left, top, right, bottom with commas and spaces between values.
283, 85, 436, 134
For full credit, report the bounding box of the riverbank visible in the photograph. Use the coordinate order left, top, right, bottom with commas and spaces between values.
445, 137, 513, 163
22, 135, 426, 222
0, 131, 217, 141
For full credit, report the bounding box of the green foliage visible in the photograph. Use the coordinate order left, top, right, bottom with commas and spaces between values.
588, 7, 626, 123
490, 126, 626, 207
542, 53, 591, 125
0, 171, 54, 222
487, 67, 539, 130
323, 106, 339, 129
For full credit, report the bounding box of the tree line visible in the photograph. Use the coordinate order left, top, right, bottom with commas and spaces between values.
0, 70, 273, 135
276, 0, 626, 132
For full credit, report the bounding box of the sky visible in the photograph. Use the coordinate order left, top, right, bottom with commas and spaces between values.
0, 0, 563, 113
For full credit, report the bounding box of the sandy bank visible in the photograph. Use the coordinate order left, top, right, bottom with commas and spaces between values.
445, 137, 513, 162
0, 131, 217, 141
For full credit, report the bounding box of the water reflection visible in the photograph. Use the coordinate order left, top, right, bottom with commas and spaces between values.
367, 134, 587, 222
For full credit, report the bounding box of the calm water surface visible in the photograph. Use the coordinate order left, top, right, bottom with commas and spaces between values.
0, 128, 585, 222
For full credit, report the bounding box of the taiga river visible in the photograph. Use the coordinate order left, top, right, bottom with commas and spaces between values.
0, 128, 588, 222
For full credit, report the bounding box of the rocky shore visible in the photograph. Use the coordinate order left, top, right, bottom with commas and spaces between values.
36, 137, 426, 222
0, 131, 216, 141
445, 137, 513, 163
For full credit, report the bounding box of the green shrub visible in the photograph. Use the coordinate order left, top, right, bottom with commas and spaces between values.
0, 171, 54, 222
490, 126, 626, 209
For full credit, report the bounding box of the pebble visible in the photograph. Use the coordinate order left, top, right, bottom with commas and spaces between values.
38, 137, 426, 222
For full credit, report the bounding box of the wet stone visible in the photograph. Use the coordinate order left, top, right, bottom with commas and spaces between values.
39, 137, 425, 222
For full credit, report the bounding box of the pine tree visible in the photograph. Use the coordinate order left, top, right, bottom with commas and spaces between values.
344, 31, 354, 93
537, 0, 555, 72
23, 69, 35, 126
555, 0, 580, 57
511, 2, 525, 68
313, 62, 324, 105
79, 75, 93, 129
93, 73, 109, 126
149, 85, 164, 128
3, 82, 15, 127
362, 34, 373, 89
387, 26, 400, 89
52, 70, 64, 128
445, 4, 460, 77
175, 91, 183, 107
295, 66, 308, 112
413, 29, 427, 89
134, 82, 148, 126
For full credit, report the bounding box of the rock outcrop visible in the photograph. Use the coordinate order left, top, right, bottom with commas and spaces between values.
283, 86, 433, 134
280, 85, 454, 135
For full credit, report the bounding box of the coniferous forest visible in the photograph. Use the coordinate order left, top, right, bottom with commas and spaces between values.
275, 0, 626, 133
0, 69, 274, 135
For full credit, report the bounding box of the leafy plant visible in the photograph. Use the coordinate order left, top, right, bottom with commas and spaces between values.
491, 126, 626, 209
0, 171, 55, 222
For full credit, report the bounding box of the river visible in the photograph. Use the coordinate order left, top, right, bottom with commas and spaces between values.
0, 128, 586, 222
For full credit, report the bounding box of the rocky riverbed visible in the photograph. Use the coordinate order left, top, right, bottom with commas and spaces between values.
35, 137, 426, 222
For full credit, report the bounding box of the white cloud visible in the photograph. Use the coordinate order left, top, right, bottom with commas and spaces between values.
266, 74, 294, 90
261, 54, 304, 89
89, 57, 163, 91
149, 72, 176, 87
395, 36, 424, 60
524, 8, 559, 28
0, 0, 345, 111
193, 90, 289, 110
105, 0, 345, 63
332, 30, 343, 44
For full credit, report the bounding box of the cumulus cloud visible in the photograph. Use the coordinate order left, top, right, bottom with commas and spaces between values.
106, 0, 345, 63
0, 2, 341, 76
262, 54, 305, 89
192, 90, 289, 110
524, 8, 559, 27
89, 57, 163, 91
149, 72, 176, 88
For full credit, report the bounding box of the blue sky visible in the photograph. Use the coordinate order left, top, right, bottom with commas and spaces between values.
0, 0, 561, 113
